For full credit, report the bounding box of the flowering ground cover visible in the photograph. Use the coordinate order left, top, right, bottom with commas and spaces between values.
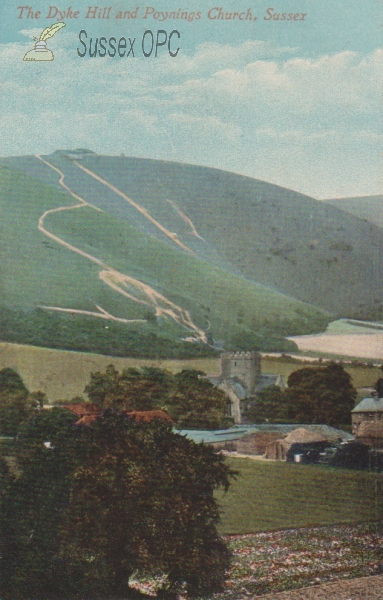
213, 522, 383, 598
130, 458, 383, 598
129, 522, 383, 598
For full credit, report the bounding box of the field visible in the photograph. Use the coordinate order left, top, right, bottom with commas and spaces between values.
288, 319, 383, 361
0, 342, 380, 402
218, 458, 383, 535
212, 458, 383, 597
0, 342, 221, 402
133, 459, 383, 598
215, 522, 383, 598
289, 333, 383, 361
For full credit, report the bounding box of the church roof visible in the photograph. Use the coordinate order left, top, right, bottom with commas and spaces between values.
221, 378, 249, 399
254, 374, 284, 392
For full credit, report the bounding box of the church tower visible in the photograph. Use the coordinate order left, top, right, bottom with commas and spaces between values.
220, 351, 261, 395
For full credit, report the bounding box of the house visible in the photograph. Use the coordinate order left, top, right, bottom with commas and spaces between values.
63, 403, 174, 426
209, 351, 285, 423
63, 403, 101, 418
351, 396, 383, 434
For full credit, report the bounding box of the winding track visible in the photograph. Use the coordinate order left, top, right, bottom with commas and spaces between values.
166, 198, 204, 240
35, 155, 207, 342
73, 160, 196, 255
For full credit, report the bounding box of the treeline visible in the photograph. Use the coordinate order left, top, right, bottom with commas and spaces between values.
83, 364, 232, 430
0, 365, 232, 434
0, 307, 217, 358
247, 362, 357, 428
0, 306, 299, 357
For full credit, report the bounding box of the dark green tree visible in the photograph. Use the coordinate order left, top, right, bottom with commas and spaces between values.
246, 385, 288, 423
285, 362, 357, 426
0, 368, 33, 436
167, 370, 231, 429
0, 408, 80, 599
0, 409, 234, 599
84, 365, 173, 411
84, 366, 231, 430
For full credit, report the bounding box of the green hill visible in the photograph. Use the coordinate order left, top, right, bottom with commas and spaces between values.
326, 195, 383, 229
4, 151, 383, 319
0, 160, 330, 355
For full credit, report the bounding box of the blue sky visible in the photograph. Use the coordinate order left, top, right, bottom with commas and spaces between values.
1, 0, 382, 198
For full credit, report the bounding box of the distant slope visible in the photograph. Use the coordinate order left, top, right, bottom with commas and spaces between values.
326, 195, 383, 229
0, 162, 330, 354
4, 152, 383, 319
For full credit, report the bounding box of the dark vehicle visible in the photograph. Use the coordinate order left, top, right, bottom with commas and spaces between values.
286, 441, 330, 464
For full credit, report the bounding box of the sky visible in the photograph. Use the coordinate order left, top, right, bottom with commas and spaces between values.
0, 0, 382, 198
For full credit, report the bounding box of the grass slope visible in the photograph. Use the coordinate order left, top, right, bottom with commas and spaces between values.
47, 203, 329, 339
43, 153, 383, 318
2, 152, 383, 319
0, 163, 330, 354
218, 458, 383, 534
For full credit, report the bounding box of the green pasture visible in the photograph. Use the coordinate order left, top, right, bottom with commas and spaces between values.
218, 458, 383, 534
0, 344, 378, 403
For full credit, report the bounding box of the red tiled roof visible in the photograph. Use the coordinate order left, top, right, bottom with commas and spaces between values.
63, 403, 101, 416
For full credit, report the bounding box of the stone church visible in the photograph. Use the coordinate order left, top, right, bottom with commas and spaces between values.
209, 351, 284, 424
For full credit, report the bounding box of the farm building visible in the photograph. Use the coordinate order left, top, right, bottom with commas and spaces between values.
264, 428, 328, 460
178, 423, 352, 456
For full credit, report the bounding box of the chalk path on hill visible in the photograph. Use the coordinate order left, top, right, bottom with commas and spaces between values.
34, 155, 207, 342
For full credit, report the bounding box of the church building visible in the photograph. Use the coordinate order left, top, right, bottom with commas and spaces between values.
210, 351, 284, 424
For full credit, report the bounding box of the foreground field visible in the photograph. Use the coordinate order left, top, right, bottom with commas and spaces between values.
134, 459, 383, 598
218, 458, 383, 534
213, 522, 383, 598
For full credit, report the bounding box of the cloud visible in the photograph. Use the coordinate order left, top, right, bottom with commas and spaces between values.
0, 37, 381, 198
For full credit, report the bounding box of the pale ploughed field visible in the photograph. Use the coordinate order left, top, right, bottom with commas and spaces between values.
289, 319, 383, 360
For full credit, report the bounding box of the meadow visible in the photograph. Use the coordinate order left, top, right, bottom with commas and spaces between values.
0, 342, 380, 402
217, 458, 383, 535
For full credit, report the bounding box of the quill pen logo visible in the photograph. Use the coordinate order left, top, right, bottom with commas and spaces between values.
23, 22, 66, 61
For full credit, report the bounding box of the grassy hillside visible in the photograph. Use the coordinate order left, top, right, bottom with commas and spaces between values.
2, 152, 383, 319
326, 195, 383, 229
0, 162, 330, 354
